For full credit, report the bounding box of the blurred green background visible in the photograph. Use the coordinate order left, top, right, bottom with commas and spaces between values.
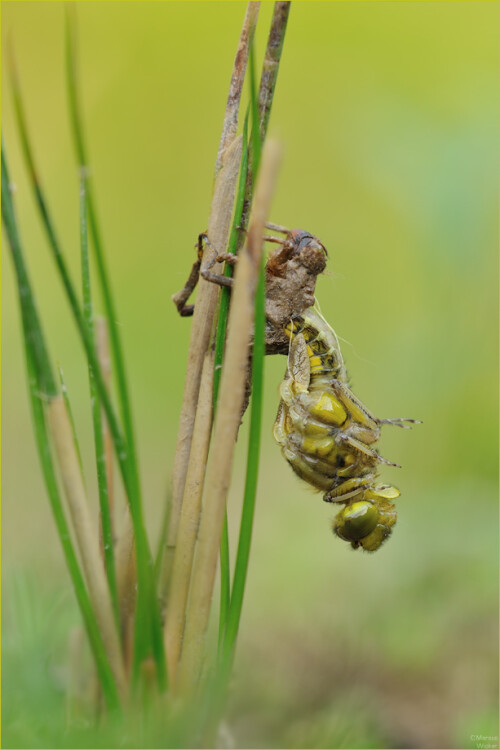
2, 2, 498, 748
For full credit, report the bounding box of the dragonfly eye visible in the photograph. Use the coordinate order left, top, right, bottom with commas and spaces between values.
287, 231, 328, 274
333, 501, 378, 542
300, 239, 328, 274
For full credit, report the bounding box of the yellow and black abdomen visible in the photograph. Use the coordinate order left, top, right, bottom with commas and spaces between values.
284, 306, 347, 387
274, 303, 407, 552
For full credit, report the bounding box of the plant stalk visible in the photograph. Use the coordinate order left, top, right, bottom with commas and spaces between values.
163, 3, 260, 601
164, 350, 214, 687
177, 139, 282, 694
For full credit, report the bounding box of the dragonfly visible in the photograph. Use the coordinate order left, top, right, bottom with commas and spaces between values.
174, 224, 420, 551
273, 303, 419, 551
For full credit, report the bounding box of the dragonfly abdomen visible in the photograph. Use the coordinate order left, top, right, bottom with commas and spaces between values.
285, 305, 347, 386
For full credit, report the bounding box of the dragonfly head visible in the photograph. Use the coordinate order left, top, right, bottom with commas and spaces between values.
289, 230, 328, 274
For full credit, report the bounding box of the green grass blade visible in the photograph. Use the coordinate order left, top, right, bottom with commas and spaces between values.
65, 6, 140, 521
220, 259, 265, 674
213, 110, 250, 403
219, 41, 264, 677
10, 33, 166, 687
2, 144, 121, 714
1, 146, 57, 398
203, 48, 268, 741
218, 514, 231, 650
249, 44, 262, 174
8, 55, 134, 506
65, 11, 166, 687
80, 174, 120, 627
257, 1, 291, 140
215, 111, 250, 649
238, 3, 289, 236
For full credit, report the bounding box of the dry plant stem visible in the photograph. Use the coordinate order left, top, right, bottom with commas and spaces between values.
115, 506, 136, 674
96, 317, 114, 525
96, 315, 137, 673
98, 316, 136, 673
177, 140, 282, 694
164, 4, 259, 598
164, 136, 243, 597
164, 350, 214, 687
48, 395, 127, 699
215, 2, 260, 176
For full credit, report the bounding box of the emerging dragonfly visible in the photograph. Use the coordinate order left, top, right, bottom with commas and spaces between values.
174, 224, 420, 551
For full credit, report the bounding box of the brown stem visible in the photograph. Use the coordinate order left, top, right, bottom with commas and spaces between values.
177, 140, 282, 694
215, 2, 260, 176
164, 350, 214, 688
163, 3, 259, 601
96, 317, 114, 524
115, 506, 136, 675
164, 136, 242, 599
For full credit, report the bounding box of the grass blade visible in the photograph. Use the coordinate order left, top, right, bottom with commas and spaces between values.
218, 514, 231, 652
8, 47, 134, 513
9, 45, 155, 674
220, 260, 265, 673
257, 1, 291, 140
217, 34, 264, 680
219, 0, 290, 671
65, 8, 140, 511
80, 173, 120, 627
65, 10, 166, 688
213, 110, 250, 405
215, 111, 250, 650
239, 1, 290, 234
1, 146, 57, 398
2, 144, 122, 713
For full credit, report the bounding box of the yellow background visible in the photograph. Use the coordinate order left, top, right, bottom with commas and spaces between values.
2, 2, 498, 747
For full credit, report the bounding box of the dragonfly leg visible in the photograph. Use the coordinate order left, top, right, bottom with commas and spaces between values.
172, 233, 237, 317
335, 432, 401, 468
330, 380, 380, 430
200, 233, 236, 286
378, 417, 422, 429
323, 476, 372, 504
265, 221, 290, 234
171, 233, 205, 316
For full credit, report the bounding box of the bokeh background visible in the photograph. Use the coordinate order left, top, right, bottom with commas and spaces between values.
2, 2, 498, 748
